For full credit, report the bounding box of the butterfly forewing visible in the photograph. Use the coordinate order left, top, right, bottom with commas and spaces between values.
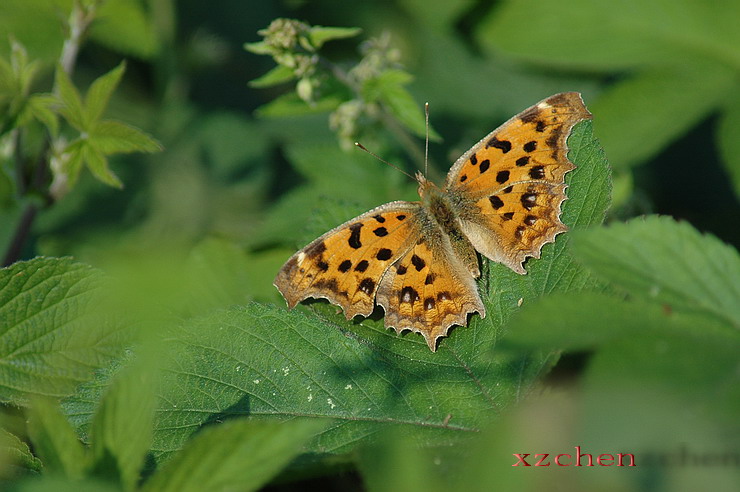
445, 92, 591, 273
274, 201, 422, 319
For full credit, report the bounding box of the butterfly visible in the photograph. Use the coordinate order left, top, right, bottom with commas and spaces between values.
275, 92, 592, 351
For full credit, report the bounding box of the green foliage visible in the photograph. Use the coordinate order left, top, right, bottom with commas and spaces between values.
0, 4, 738, 492
0, 258, 128, 404
481, 0, 740, 197
54, 62, 161, 190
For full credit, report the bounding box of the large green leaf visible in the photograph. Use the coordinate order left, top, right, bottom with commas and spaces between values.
571, 215, 740, 328
0, 258, 128, 405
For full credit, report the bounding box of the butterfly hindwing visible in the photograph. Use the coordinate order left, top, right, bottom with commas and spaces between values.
375, 235, 485, 351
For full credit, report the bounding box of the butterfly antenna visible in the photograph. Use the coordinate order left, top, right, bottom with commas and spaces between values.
424, 102, 429, 177
354, 142, 416, 181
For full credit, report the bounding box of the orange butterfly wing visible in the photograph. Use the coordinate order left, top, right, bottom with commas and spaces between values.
445, 92, 592, 273
274, 202, 421, 320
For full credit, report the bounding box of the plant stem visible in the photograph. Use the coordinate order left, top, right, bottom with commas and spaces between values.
2, 0, 95, 267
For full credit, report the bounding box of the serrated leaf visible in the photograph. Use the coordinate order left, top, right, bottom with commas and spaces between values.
90, 359, 156, 491
0, 258, 128, 405
1, 427, 43, 474
84, 62, 126, 127
142, 418, 325, 492
249, 65, 295, 88
54, 66, 86, 132
90, 120, 162, 154
308, 26, 361, 49
80, 143, 123, 188
26, 397, 89, 478
571, 216, 740, 328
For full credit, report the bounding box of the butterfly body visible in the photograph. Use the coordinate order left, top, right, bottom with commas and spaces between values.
275, 92, 592, 351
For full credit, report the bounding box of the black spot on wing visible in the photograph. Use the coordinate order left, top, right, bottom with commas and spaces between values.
411, 254, 426, 271
354, 260, 369, 272
359, 278, 375, 296
348, 223, 363, 249
529, 165, 545, 179
399, 286, 420, 304
305, 241, 326, 258
373, 226, 388, 237
376, 248, 392, 261
338, 260, 352, 272
523, 141, 537, 153
486, 136, 512, 153
489, 195, 504, 210
496, 170, 510, 184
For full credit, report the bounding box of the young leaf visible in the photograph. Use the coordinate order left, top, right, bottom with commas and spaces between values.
308, 26, 361, 49
89, 120, 162, 154
80, 143, 122, 188
248, 65, 295, 88
54, 66, 86, 132
84, 62, 126, 127
26, 397, 89, 478
141, 419, 326, 492
0, 258, 128, 405
571, 216, 740, 328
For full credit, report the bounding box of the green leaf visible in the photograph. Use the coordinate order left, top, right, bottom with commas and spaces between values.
26, 397, 89, 478
54, 66, 86, 132
249, 65, 295, 88
0, 258, 128, 404
89, 120, 162, 154
571, 216, 740, 328
84, 62, 126, 127
717, 93, 740, 198
243, 41, 273, 55
90, 0, 159, 59
141, 418, 326, 492
506, 291, 736, 350
24, 93, 59, 135
90, 359, 156, 491
1, 427, 43, 474
80, 143, 123, 188
307, 26, 362, 49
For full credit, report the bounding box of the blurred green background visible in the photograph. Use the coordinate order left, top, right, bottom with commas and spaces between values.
0, 1, 738, 491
